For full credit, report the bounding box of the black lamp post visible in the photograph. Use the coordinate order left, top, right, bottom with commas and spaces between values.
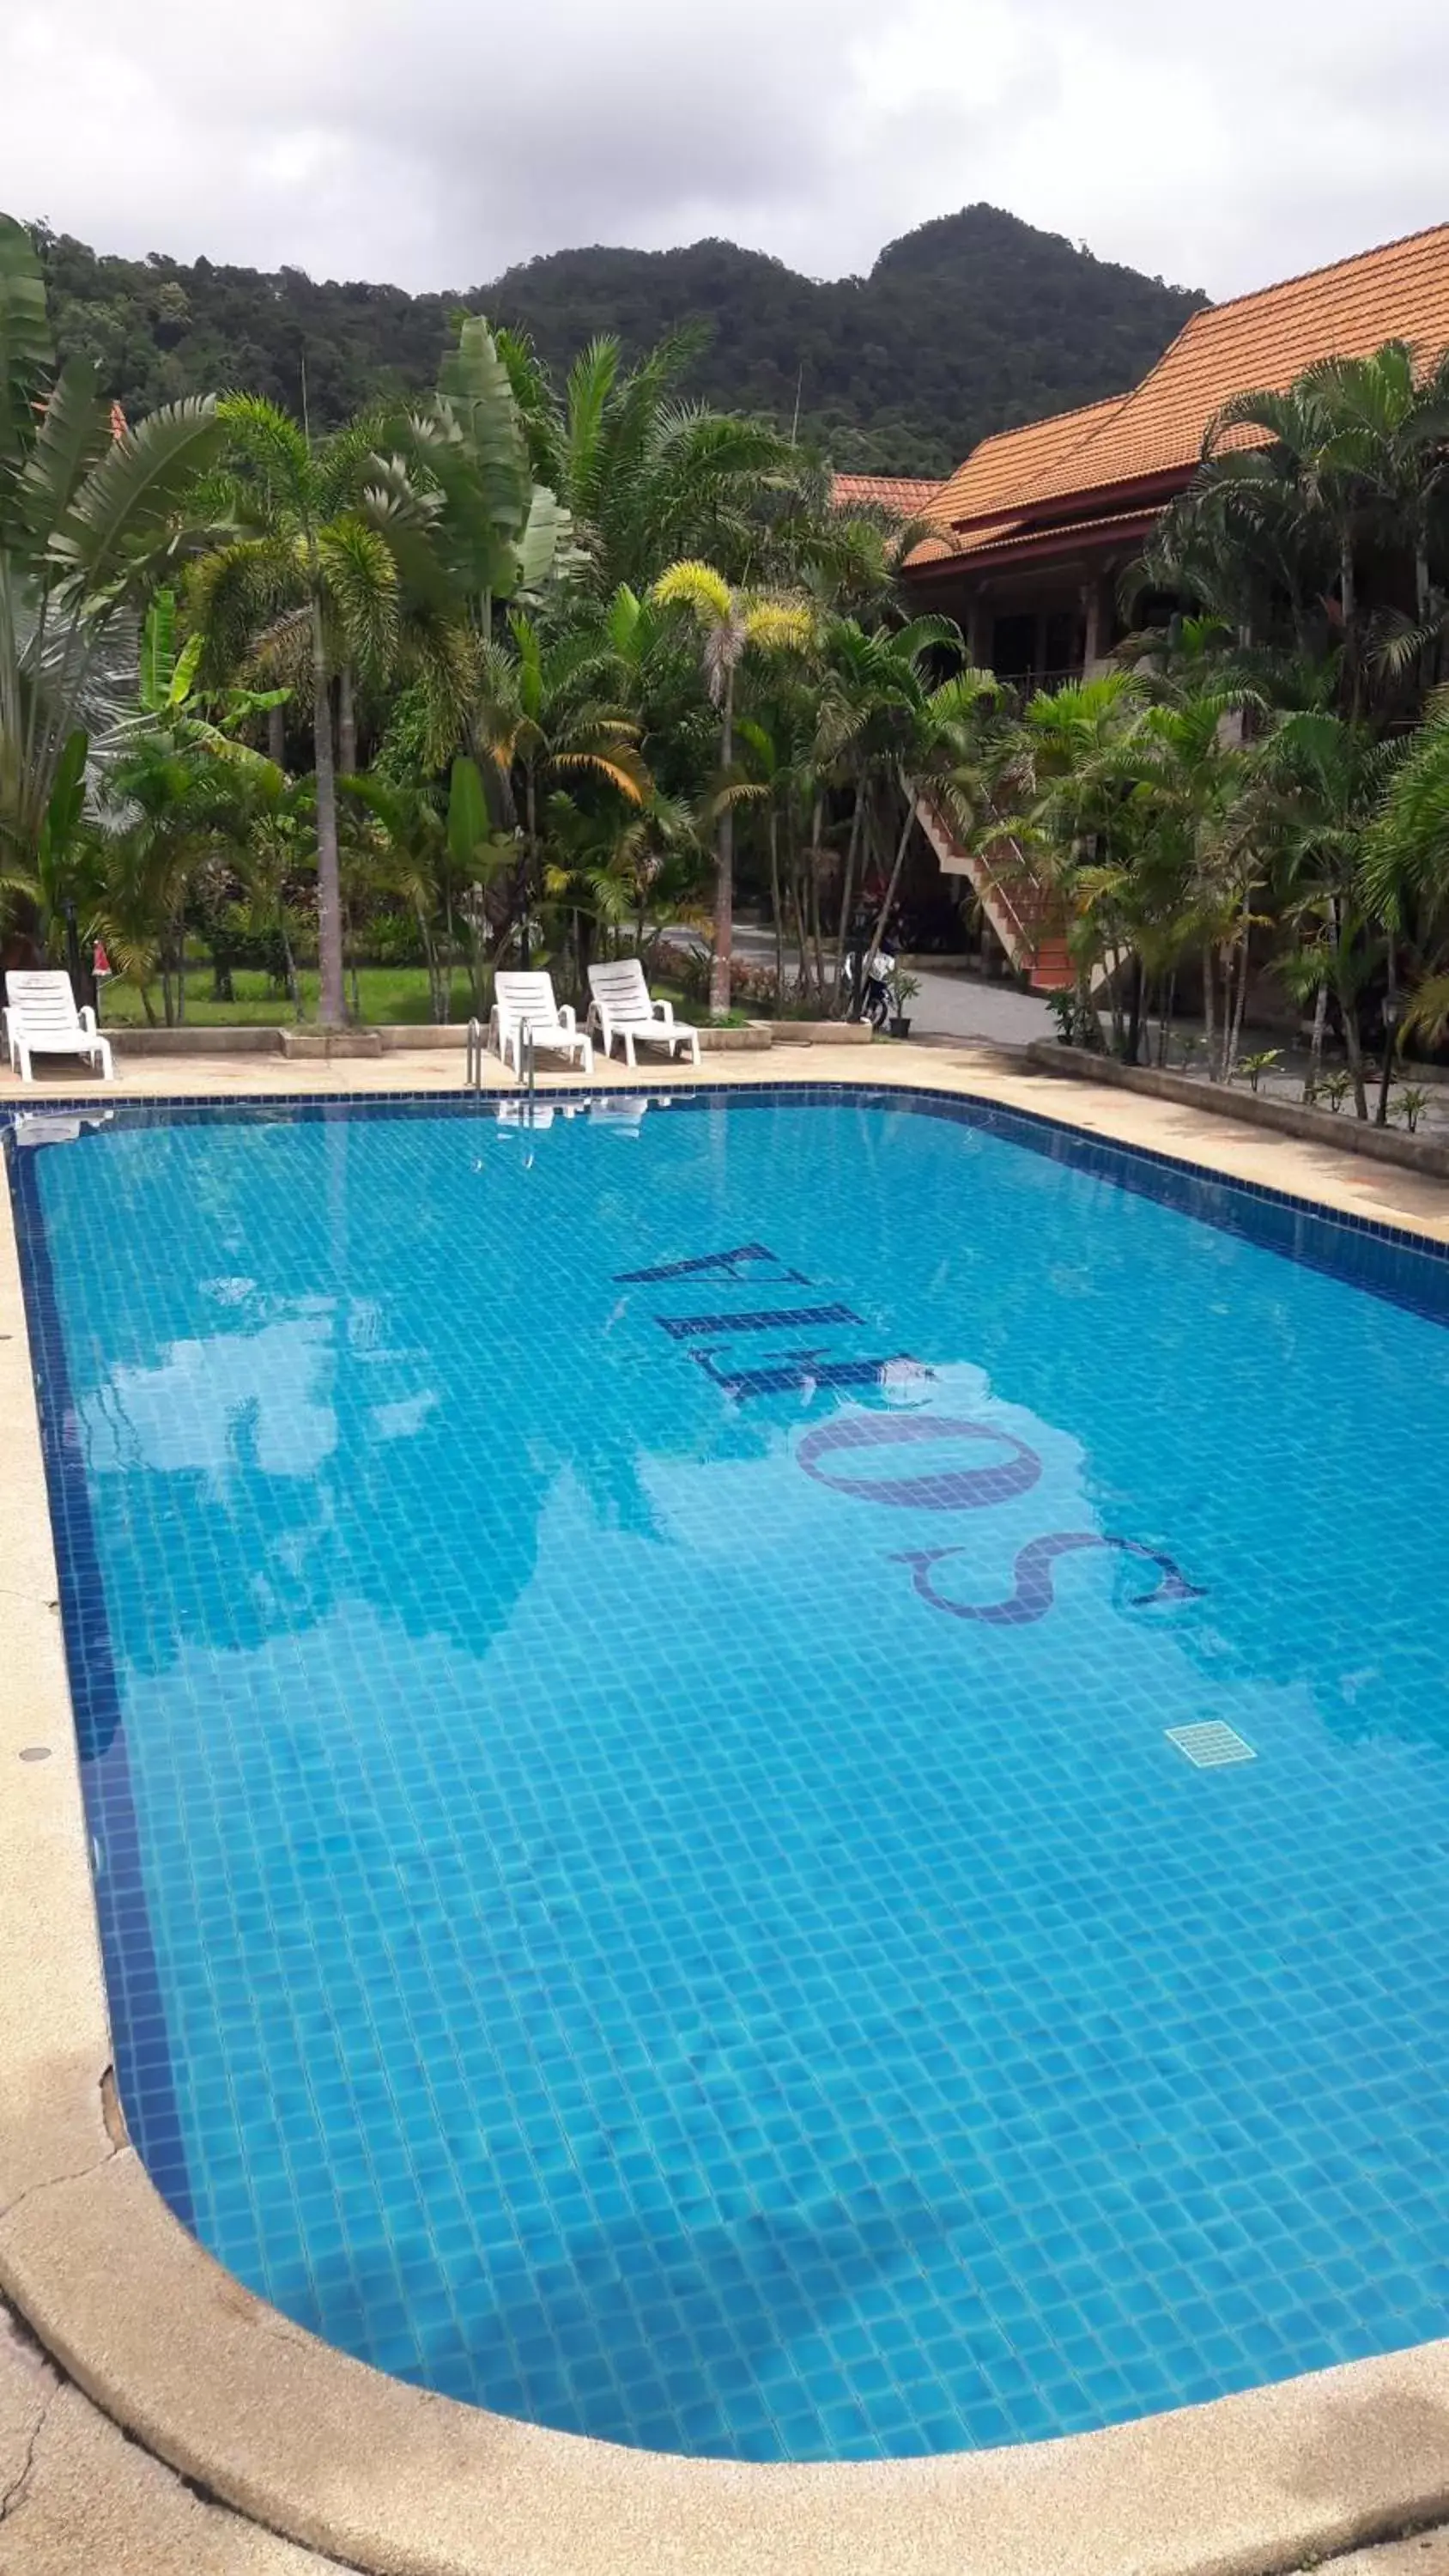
1375, 987, 1401, 1127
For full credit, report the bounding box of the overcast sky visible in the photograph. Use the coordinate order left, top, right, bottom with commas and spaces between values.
2, 0, 1444, 301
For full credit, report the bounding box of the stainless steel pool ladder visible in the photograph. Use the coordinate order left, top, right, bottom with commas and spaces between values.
464, 1014, 536, 1109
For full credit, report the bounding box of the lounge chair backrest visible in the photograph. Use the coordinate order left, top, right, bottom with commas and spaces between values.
494, 971, 560, 1030
588, 958, 652, 1018
5, 971, 82, 1035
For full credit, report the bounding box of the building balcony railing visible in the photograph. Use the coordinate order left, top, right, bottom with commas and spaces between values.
988, 663, 1086, 698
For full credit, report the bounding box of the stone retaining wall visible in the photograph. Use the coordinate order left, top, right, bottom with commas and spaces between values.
1028, 1040, 1449, 1182
111, 1019, 877, 1061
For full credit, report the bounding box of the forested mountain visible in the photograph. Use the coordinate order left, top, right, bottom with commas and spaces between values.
33, 204, 1204, 476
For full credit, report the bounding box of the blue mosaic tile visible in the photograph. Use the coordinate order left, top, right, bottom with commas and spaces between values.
9, 1083, 1449, 2462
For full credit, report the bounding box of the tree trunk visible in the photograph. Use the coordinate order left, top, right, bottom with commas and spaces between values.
791, 870, 811, 1005
337, 666, 357, 781
1307, 976, 1328, 1097
1123, 951, 1144, 1066
1374, 943, 1397, 1127
415, 903, 443, 1023
1202, 943, 1216, 1079
64, 908, 95, 1016
769, 809, 784, 1004
1218, 939, 1238, 1079
1329, 902, 1369, 1120
1343, 1003, 1369, 1121
1225, 904, 1252, 1083
312, 598, 344, 1025
520, 765, 537, 971
1158, 969, 1177, 1066
1341, 535, 1359, 719
830, 792, 865, 1014
267, 703, 286, 769
343, 902, 360, 1025
807, 795, 826, 1004
1416, 542, 1434, 698
868, 793, 916, 964
1104, 936, 1125, 1056
709, 670, 735, 1018
440, 877, 457, 1025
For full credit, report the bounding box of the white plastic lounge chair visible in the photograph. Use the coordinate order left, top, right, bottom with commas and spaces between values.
3, 972, 115, 1084
585, 959, 700, 1068
488, 971, 593, 1078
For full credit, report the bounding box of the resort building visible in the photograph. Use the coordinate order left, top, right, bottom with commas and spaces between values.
900, 222, 1449, 983
831, 473, 945, 518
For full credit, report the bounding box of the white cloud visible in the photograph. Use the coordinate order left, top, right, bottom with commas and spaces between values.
0, 0, 1443, 297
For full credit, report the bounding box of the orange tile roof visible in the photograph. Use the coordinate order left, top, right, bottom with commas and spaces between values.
942, 505, 1160, 566
907, 503, 1162, 574
907, 514, 1017, 568
831, 474, 944, 518
1024, 220, 1449, 507
930, 396, 1127, 532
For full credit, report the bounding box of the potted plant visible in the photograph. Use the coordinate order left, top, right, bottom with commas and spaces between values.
887, 969, 920, 1040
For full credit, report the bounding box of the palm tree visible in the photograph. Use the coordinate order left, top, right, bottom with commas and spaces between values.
474, 611, 649, 970
1111, 671, 1258, 1067
540, 787, 705, 970
0, 215, 222, 950
651, 562, 812, 1013
1245, 708, 1399, 1115
1149, 339, 1449, 722
1362, 693, 1449, 1060
191, 398, 422, 1024
862, 661, 999, 976
808, 614, 980, 1008
1319, 341, 1449, 702
732, 687, 822, 1000
395, 314, 573, 632
340, 771, 464, 1024
216, 768, 318, 1018
501, 330, 801, 599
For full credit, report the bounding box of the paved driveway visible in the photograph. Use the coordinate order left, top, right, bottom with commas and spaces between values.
724, 928, 1054, 1049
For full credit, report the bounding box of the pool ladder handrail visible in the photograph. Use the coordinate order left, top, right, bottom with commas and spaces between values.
464, 1012, 537, 1110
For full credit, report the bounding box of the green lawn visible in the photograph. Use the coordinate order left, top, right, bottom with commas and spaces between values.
95, 963, 755, 1030
98, 967, 476, 1029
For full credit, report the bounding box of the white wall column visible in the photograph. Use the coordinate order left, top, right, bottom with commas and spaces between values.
1082, 570, 1113, 673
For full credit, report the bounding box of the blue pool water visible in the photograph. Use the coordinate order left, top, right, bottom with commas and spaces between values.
11, 1084, 1449, 2462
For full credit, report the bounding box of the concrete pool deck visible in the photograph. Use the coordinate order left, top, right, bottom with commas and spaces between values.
4, 1032, 1449, 2576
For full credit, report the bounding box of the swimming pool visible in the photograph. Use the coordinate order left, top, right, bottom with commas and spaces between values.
10, 1082, 1449, 2464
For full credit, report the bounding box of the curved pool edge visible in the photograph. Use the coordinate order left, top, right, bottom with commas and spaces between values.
8, 2153, 1449, 2576
6, 1054, 1449, 2576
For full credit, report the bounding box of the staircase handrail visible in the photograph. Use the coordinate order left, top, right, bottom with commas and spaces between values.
911, 780, 1050, 956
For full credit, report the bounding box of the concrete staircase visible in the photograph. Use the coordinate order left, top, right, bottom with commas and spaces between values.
912, 785, 1074, 993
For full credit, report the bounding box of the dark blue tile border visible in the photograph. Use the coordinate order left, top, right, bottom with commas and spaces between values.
3, 1137, 195, 2224
3, 1069, 1447, 2233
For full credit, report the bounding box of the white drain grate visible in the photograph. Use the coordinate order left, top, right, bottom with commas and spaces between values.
1166, 1722, 1257, 1769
